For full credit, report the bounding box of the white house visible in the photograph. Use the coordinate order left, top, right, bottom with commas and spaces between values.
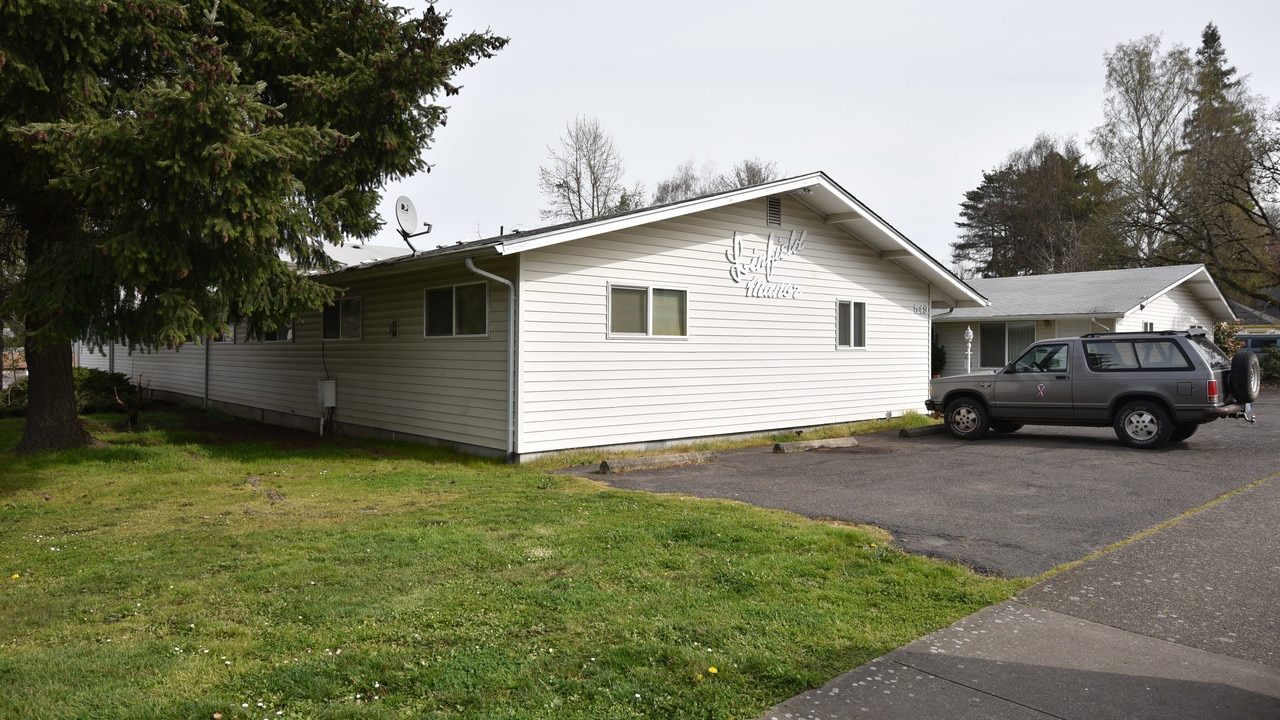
934, 265, 1235, 376
79, 172, 986, 461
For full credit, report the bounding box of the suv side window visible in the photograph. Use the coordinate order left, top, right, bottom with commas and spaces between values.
1085, 339, 1191, 371
1012, 343, 1068, 373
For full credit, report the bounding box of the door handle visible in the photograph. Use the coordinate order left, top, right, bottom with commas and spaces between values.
1055, 375, 1069, 380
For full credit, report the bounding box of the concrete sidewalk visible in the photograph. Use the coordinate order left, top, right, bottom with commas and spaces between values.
758, 474, 1280, 719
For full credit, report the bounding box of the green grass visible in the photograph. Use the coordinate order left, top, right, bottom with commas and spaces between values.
0, 410, 1020, 720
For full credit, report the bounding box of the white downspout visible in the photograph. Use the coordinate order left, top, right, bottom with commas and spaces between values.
466, 258, 516, 462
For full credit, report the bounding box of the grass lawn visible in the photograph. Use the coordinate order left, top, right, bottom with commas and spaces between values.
0, 410, 1026, 720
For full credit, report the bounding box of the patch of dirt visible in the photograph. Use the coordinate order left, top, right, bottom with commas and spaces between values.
154, 403, 330, 449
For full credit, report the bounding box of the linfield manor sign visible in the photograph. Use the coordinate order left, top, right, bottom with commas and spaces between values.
725, 230, 806, 299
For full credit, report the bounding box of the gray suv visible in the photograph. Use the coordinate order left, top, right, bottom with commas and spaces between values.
925, 329, 1259, 449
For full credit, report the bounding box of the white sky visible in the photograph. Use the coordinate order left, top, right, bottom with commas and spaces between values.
365, 0, 1280, 266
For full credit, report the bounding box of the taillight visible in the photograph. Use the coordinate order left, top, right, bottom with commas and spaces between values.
1207, 379, 1219, 403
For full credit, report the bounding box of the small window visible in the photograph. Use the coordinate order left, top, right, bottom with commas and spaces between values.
837, 300, 866, 348
609, 285, 687, 337
322, 297, 361, 340
425, 282, 488, 337
1142, 321, 1155, 332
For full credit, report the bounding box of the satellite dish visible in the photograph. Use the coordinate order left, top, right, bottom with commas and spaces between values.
395, 196, 418, 235
392, 195, 432, 255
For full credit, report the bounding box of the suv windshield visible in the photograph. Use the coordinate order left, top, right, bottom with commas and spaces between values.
1186, 333, 1231, 370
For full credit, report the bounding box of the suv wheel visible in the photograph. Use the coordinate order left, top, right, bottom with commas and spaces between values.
1113, 400, 1173, 449
1230, 349, 1261, 404
945, 398, 990, 440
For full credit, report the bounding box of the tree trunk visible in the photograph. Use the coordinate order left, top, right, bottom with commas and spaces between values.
15, 341, 93, 453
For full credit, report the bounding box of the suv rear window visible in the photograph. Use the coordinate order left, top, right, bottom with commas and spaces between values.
1084, 339, 1193, 371
1186, 333, 1231, 370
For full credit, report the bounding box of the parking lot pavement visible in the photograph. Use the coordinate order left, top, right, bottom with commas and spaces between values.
595, 395, 1277, 578
756, 463, 1280, 720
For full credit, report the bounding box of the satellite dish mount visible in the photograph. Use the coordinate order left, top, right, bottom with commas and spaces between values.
394, 196, 433, 254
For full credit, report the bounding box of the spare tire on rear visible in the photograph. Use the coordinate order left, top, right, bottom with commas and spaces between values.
1230, 349, 1261, 404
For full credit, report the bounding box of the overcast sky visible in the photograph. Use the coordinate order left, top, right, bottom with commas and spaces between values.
365, 1, 1280, 266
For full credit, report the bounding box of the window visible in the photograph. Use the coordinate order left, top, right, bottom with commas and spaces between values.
262, 320, 295, 343
1012, 343, 1068, 373
609, 285, 687, 337
979, 321, 1035, 367
425, 282, 488, 337
1142, 321, 1155, 332
322, 297, 361, 340
1084, 340, 1192, 371
837, 300, 866, 348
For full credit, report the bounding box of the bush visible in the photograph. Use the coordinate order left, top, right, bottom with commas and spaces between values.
1262, 347, 1280, 381
0, 368, 140, 417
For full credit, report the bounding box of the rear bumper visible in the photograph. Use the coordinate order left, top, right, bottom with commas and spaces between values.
1204, 403, 1255, 422
925, 399, 941, 413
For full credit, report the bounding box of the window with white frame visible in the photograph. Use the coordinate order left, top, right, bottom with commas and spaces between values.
609, 285, 687, 337
425, 282, 488, 337
837, 300, 866, 348
322, 297, 361, 340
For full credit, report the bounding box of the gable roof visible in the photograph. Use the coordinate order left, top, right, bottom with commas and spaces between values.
328, 172, 988, 309
939, 265, 1235, 323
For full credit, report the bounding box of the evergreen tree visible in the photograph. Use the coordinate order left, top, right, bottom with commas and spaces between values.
952, 136, 1117, 277
0, 0, 506, 451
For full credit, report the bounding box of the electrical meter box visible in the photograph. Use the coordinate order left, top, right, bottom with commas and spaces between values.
317, 380, 336, 408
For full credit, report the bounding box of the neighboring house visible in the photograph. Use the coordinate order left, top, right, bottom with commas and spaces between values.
78, 172, 986, 461
933, 265, 1234, 377
1229, 294, 1280, 331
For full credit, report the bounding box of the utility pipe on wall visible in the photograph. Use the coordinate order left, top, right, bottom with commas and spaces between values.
466, 258, 516, 462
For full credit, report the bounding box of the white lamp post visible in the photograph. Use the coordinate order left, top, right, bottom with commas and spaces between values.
964, 326, 974, 374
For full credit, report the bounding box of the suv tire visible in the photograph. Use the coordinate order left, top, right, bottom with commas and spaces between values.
1230, 349, 1261, 404
1114, 400, 1173, 449
945, 397, 990, 440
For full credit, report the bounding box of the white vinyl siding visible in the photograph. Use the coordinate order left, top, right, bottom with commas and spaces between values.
1116, 285, 1209, 332
83, 259, 515, 453
515, 197, 931, 454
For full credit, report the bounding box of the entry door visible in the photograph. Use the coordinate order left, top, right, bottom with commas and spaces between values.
992, 343, 1073, 420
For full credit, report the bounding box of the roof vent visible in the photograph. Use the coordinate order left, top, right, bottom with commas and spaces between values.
767, 196, 782, 227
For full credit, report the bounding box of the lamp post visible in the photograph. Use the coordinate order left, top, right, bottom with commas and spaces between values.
964, 326, 974, 374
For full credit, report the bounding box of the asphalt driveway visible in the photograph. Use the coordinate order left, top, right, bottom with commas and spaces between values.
592, 394, 1277, 577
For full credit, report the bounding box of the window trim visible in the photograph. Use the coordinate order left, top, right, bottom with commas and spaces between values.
322, 296, 362, 340
423, 281, 490, 338
607, 283, 688, 339
836, 300, 867, 349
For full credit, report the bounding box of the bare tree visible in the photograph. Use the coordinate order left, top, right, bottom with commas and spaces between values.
537, 116, 640, 221
651, 157, 781, 205
1090, 35, 1195, 262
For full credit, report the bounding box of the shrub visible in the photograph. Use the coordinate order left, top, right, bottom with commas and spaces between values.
1262, 346, 1280, 381
0, 368, 140, 417
932, 333, 947, 376
1213, 321, 1243, 355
